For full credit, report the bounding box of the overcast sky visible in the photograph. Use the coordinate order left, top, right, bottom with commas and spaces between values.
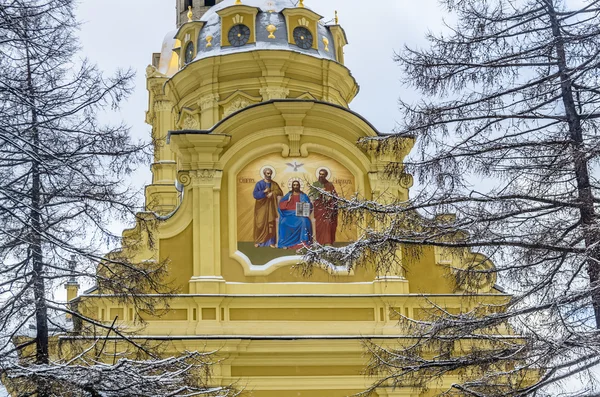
75, 0, 445, 185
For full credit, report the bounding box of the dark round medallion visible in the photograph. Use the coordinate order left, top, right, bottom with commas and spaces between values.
293, 26, 313, 49
185, 41, 194, 64
228, 24, 251, 47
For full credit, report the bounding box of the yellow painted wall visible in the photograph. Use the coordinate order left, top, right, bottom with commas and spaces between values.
403, 246, 456, 294
160, 223, 194, 293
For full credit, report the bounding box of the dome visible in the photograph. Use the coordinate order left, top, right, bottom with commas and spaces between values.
193, 0, 338, 63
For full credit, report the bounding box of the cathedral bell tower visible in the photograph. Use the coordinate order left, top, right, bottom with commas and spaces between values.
177, 0, 224, 27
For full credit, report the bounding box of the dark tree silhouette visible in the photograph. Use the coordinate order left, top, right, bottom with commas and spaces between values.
0, 1, 237, 395
305, 0, 600, 395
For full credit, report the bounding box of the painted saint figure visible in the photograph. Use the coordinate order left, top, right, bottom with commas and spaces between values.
278, 180, 313, 249
253, 168, 283, 247
310, 169, 338, 245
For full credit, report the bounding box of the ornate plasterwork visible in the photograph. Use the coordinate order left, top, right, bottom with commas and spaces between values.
223, 97, 251, 117
193, 169, 217, 182
145, 65, 165, 79
145, 111, 155, 127
399, 173, 414, 189
153, 101, 173, 112
178, 170, 223, 188
219, 91, 261, 118
296, 92, 318, 101
199, 94, 220, 110
183, 115, 200, 130
260, 87, 290, 101
285, 126, 303, 157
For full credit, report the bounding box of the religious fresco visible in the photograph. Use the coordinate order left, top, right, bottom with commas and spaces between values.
236, 153, 357, 265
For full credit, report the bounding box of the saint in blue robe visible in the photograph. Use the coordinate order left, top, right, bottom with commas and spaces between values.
277, 192, 313, 249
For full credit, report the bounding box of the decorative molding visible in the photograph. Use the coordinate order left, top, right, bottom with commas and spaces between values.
296, 92, 318, 101
434, 246, 497, 293
399, 173, 414, 189
232, 14, 244, 24
153, 100, 173, 112
177, 172, 192, 187
284, 126, 303, 157
260, 87, 290, 101
199, 94, 220, 110
192, 169, 217, 182
145, 65, 165, 79
178, 169, 223, 187
183, 115, 200, 130
145, 111, 155, 127
223, 97, 251, 117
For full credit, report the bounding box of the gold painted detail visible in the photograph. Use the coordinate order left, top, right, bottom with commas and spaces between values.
206, 35, 213, 47
322, 37, 329, 52
335, 10, 339, 24
298, 17, 309, 27
299, 0, 305, 8
187, 6, 193, 22
234, 0, 242, 4
232, 14, 244, 24
266, 24, 277, 39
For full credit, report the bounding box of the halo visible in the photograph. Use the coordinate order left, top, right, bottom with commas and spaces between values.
259, 165, 276, 179
287, 177, 305, 190
315, 167, 332, 180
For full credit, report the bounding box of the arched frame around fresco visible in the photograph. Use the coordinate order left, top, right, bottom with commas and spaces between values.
167, 101, 382, 280
225, 140, 372, 277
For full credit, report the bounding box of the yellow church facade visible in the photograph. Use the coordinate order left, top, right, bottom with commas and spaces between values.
65, 1, 510, 395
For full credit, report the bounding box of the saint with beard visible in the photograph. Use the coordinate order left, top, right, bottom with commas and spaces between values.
277, 180, 313, 249
309, 168, 338, 245
253, 168, 283, 247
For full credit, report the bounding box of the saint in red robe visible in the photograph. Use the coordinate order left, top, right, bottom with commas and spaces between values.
311, 181, 338, 245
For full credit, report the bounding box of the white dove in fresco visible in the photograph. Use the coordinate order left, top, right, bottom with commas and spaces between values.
286, 162, 304, 172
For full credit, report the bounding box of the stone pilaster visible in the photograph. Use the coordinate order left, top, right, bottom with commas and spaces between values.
199, 93, 220, 129
145, 69, 180, 215
178, 169, 225, 294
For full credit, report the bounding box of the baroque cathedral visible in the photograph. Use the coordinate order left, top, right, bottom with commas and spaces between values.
59, 0, 508, 395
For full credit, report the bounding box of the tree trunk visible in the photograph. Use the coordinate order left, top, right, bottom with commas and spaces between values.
25, 34, 49, 397
546, 0, 600, 328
